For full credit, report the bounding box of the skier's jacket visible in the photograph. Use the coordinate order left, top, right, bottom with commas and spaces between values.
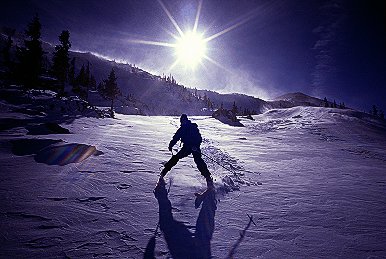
169, 120, 202, 149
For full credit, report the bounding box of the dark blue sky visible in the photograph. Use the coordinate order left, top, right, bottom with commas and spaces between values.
1, 0, 385, 111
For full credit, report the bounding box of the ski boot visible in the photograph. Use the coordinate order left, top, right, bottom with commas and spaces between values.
206, 175, 214, 190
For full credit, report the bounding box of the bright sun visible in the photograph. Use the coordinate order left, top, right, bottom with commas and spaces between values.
175, 31, 206, 68
128, 0, 255, 72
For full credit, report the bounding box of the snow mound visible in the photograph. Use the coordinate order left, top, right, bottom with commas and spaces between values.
212, 109, 244, 127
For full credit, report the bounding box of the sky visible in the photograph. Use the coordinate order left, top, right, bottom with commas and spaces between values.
1, 0, 385, 111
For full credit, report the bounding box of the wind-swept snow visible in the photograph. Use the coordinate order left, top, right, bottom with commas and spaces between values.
1, 106, 386, 258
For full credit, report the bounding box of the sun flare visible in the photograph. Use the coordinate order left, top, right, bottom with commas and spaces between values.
175, 31, 206, 68
128, 0, 257, 72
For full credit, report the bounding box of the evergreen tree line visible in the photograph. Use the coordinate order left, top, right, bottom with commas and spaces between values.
231, 101, 256, 116
324, 98, 384, 120
160, 76, 218, 111
323, 97, 346, 109
192, 88, 215, 110
161, 73, 177, 85
1, 14, 120, 116
370, 105, 384, 120
216, 101, 256, 116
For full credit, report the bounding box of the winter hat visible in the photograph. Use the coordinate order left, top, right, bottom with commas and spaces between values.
180, 114, 188, 123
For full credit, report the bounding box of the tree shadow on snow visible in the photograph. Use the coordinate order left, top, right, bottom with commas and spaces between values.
146, 179, 216, 259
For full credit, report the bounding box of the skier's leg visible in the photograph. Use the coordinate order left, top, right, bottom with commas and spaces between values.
193, 150, 213, 187
161, 155, 179, 177
161, 146, 191, 177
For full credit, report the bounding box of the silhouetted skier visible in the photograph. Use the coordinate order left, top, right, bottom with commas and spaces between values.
160, 114, 213, 188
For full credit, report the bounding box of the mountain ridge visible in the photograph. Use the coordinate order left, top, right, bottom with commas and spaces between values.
0, 31, 350, 116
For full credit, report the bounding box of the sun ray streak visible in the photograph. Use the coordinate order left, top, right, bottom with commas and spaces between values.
157, 0, 184, 37
162, 27, 179, 40
127, 39, 176, 48
193, 0, 203, 33
168, 58, 182, 72
204, 8, 259, 42
199, 58, 209, 71
203, 54, 235, 75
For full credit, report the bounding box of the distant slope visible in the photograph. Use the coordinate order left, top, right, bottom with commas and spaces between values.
69, 51, 269, 115
271, 92, 324, 108
275, 92, 324, 105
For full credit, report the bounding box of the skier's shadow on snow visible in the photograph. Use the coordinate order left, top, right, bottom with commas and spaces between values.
150, 179, 216, 258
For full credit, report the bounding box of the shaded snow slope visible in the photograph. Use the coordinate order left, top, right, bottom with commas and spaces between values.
1, 106, 386, 258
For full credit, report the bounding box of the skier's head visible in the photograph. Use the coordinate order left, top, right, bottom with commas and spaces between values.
180, 114, 188, 125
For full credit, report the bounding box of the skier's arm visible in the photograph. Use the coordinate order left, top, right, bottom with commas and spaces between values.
168, 128, 182, 151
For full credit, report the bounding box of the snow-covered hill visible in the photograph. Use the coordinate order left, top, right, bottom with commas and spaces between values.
1, 103, 385, 258
273, 92, 325, 107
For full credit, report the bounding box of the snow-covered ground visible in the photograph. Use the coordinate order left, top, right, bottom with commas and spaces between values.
1, 106, 386, 258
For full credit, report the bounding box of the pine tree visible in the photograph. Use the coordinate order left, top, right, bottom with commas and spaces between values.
323, 97, 329, 107
2, 27, 15, 72
68, 57, 76, 86
333, 100, 337, 108
16, 14, 44, 88
89, 74, 97, 91
379, 110, 384, 120
232, 101, 238, 115
97, 81, 104, 96
85, 62, 90, 87
103, 68, 120, 117
372, 105, 378, 116
74, 64, 88, 99
207, 97, 212, 108
52, 30, 71, 93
